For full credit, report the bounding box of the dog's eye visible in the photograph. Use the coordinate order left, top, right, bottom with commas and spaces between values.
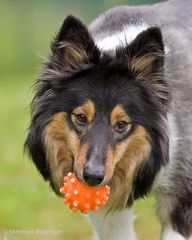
115, 121, 127, 133
76, 114, 87, 126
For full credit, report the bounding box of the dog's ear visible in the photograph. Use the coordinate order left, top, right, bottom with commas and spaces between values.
120, 27, 169, 105
45, 15, 99, 78
129, 27, 164, 77
118, 27, 164, 79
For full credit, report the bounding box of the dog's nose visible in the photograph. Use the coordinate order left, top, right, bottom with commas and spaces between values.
83, 166, 104, 186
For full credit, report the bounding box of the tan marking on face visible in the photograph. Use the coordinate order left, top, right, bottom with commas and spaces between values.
104, 125, 151, 211
74, 143, 89, 181
72, 100, 95, 123
43, 112, 80, 193
110, 105, 131, 126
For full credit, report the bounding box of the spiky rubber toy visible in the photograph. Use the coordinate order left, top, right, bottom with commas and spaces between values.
60, 172, 110, 214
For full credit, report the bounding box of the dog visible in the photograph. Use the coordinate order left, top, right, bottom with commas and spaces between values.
25, 0, 192, 239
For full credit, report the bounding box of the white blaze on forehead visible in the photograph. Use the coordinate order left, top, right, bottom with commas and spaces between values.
95, 22, 149, 52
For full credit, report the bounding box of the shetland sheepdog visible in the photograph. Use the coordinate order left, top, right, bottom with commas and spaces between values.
25, 0, 192, 239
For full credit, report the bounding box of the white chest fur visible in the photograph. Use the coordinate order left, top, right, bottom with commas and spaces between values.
88, 207, 136, 240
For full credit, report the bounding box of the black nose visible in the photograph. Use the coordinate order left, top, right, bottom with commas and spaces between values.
83, 167, 104, 186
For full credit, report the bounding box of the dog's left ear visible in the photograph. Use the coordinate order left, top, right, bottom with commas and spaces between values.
122, 27, 169, 105
47, 15, 99, 77
120, 27, 164, 79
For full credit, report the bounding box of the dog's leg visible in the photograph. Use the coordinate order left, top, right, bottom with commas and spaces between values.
155, 192, 188, 240
88, 207, 137, 240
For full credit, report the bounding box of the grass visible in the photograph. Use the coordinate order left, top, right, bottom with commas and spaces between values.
0, 74, 161, 240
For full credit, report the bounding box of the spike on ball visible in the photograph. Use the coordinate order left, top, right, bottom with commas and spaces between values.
60, 172, 110, 214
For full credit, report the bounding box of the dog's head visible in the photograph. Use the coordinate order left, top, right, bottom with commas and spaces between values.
25, 16, 170, 210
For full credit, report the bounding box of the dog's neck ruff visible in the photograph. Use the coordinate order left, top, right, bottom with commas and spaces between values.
95, 21, 149, 53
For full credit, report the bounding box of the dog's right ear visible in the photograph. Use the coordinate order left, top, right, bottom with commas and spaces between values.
45, 15, 99, 79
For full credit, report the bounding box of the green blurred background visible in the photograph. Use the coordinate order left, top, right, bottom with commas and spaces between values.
0, 0, 162, 239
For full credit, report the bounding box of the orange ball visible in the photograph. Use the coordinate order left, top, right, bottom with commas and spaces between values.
60, 172, 110, 214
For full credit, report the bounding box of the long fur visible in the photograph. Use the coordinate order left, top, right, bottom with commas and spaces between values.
25, 0, 192, 239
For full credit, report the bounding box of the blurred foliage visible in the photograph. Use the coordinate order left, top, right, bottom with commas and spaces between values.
0, 0, 161, 239
0, 0, 159, 78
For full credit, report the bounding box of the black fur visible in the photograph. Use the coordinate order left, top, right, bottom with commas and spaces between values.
171, 196, 192, 238
25, 16, 170, 201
